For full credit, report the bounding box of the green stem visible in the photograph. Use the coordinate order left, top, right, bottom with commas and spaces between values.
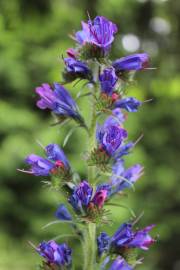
88, 89, 97, 183
88, 61, 99, 184
83, 223, 96, 270
83, 62, 99, 270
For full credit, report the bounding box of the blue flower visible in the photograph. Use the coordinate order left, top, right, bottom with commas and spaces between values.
112, 53, 149, 73
115, 142, 134, 159
111, 223, 134, 247
111, 223, 155, 251
127, 224, 155, 250
97, 232, 111, 256
111, 108, 126, 124
46, 144, 70, 169
96, 160, 143, 200
22, 143, 69, 176
98, 223, 155, 259
97, 112, 134, 160
108, 256, 133, 270
64, 57, 92, 81
110, 161, 143, 193
75, 16, 118, 54
68, 180, 93, 212
96, 183, 112, 197
24, 154, 54, 176
99, 68, 118, 96
69, 180, 108, 213
96, 117, 128, 158
36, 82, 82, 121
115, 97, 142, 112
37, 240, 72, 266
55, 204, 72, 221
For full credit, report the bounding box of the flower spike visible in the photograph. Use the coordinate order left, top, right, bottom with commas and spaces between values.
19, 13, 156, 270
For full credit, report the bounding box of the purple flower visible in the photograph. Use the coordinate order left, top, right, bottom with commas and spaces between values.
99, 68, 118, 95
96, 117, 128, 157
75, 16, 118, 54
46, 144, 70, 169
22, 143, 69, 176
115, 97, 142, 112
68, 180, 93, 212
94, 160, 142, 200
111, 108, 126, 124
96, 183, 112, 197
24, 154, 54, 176
64, 57, 92, 81
108, 256, 133, 270
110, 161, 143, 193
111, 223, 155, 251
36, 83, 82, 121
121, 164, 144, 188
97, 112, 134, 160
112, 53, 149, 73
97, 232, 111, 256
128, 224, 155, 250
115, 142, 134, 159
111, 223, 134, 247
55, 204, 72, 221
37, 240, 72, 266
69, 180, 108, 212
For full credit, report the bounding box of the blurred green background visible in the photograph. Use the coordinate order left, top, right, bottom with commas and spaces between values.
0, 0, 180, 269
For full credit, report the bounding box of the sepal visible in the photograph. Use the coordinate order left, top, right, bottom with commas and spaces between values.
96, 93, 119, 112
79, 43, 105, 60
87, 147, 111, 172
84, 204, 111, 224
37, 262, 60, 270
121, 249, 138, 267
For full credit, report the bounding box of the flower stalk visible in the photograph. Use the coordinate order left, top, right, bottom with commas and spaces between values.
83, 62, 99, 270
19, 14, 156, 270
83, 223, 97, 270
88, 62, 99, 184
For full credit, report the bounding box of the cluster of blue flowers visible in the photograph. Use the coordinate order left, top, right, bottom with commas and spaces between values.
19, 15, 156, 270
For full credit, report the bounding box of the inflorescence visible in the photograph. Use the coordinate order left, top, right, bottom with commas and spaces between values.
19, 15, 156, 270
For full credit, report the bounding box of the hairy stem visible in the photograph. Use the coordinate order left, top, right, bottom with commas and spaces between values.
83, 62, 99, 270
83, 222, 97, 270
88, 61, 99, 184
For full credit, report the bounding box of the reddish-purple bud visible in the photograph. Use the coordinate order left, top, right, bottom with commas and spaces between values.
66, 48, 78, 59
92, 189, 108, 208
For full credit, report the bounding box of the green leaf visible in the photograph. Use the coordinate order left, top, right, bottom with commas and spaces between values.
106, 203, 136, 218
42, 220, 74, 230
53, 234, 77, 241
63, 125, 80, 147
